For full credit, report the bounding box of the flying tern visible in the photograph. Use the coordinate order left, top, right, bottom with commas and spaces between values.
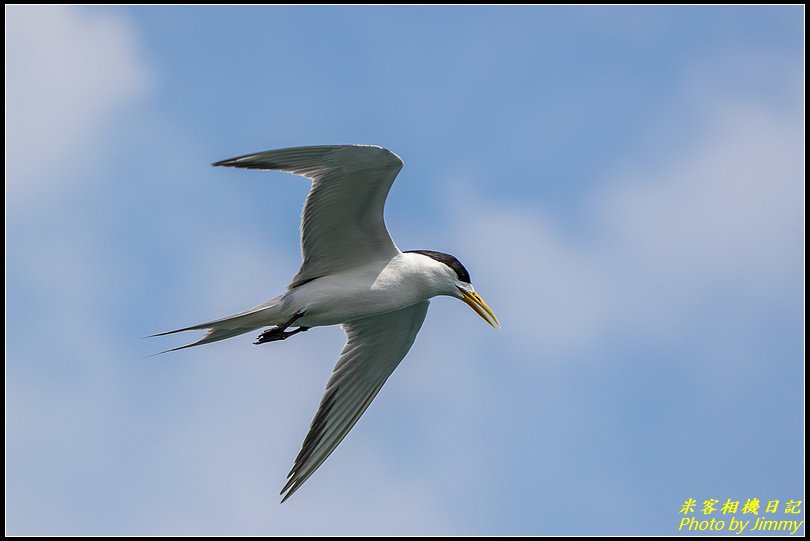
155, 145, 499, 502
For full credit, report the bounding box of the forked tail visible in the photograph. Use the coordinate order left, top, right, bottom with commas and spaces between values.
150, 297, 283, 354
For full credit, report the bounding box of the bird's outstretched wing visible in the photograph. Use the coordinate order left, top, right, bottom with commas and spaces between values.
213, 145, 404, 288
281, 301, 430, 502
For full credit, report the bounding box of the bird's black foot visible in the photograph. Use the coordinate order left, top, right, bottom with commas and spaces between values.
254, 311, 308, 344
254, 325, 309, 344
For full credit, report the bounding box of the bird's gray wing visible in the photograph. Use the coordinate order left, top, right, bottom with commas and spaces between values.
281, 300, 430, 502
213, 145, 404, 288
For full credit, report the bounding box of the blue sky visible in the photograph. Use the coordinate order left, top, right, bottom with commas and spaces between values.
6, 5, 804, 535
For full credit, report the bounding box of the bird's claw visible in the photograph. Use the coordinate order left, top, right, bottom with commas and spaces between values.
254, 326, 309, 345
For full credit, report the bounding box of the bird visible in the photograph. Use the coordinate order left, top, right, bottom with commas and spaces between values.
153, 145, 499, 502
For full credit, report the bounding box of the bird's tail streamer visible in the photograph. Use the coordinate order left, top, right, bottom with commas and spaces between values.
149, 297, 283, 354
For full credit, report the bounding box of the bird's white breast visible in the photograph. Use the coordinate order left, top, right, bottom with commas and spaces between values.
280, 252, 449, 327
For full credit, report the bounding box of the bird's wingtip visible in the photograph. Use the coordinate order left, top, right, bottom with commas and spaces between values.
212, 155, 282, 170
212, 156, 250, 167
280, 471, 307, 503
279, 485, 296, 504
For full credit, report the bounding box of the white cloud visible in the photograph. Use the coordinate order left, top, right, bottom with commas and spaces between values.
598, 97, 803, 307
445, 54, 803, 363
6, 6, 150, 200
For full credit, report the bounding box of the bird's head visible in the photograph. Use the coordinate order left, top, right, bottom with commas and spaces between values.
404, 250, 500, 329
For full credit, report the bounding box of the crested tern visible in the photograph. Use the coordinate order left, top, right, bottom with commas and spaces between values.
155, 145, 499, 502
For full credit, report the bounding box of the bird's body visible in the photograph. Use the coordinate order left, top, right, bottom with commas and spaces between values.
278, 251, 450, 328
155, 145, 498, 502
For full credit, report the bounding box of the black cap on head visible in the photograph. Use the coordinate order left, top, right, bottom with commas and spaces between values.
405, 250, 471, 283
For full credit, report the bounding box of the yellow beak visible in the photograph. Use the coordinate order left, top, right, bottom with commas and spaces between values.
460, 289, 500, 329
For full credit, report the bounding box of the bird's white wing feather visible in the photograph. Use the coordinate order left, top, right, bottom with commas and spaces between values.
280, 300, 430, 502
213, 145, 404, 288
